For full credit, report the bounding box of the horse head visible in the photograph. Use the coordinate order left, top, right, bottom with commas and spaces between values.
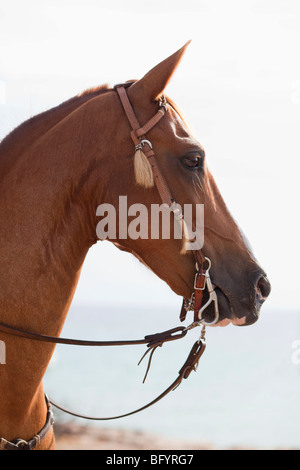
98, 42, 271, 327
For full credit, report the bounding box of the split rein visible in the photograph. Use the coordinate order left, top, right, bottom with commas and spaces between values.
0, 84, 220, 449
0, 310, 209, 421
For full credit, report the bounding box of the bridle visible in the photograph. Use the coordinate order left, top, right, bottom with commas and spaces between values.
113, 83, 219, 327
0, 83, 219, 450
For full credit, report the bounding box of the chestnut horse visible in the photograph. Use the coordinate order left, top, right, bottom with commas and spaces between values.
0, 43, 270, 450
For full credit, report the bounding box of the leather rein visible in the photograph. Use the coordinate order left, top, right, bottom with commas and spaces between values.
0, 83, 219, 450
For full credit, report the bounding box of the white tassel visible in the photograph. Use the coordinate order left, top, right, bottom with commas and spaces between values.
133, 148, 154, 188
179, 218, 188, 254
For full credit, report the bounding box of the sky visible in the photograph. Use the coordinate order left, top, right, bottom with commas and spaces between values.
0, 0, 300, 312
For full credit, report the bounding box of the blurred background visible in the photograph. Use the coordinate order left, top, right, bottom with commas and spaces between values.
1, 0, 299, 449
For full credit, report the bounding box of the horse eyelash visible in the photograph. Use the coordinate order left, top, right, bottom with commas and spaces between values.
193, 172, 204, 196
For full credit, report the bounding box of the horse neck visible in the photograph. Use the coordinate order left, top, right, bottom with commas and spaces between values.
0, 90, 115, 445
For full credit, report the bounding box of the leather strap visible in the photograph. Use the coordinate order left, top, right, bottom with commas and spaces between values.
49, 338, 206, 421
115, 85, 174, 207
193, 267, 207, 322
115, 86, 165, 144
0, 322, 186, 348
115, 86, 141, 142
134, 110, 165, 140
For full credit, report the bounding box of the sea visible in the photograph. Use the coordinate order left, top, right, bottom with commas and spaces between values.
43, 303, 300, 450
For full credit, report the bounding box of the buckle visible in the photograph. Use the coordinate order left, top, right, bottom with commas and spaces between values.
192, 257, 220, 326
158, 95, 168, 112
135, 139, 153, 151
14, 438, 29, 449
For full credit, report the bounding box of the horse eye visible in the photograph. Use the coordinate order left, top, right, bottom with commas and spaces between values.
181, 155, 202, 169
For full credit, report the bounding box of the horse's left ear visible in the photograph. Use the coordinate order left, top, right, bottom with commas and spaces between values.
130, 41, 191, 101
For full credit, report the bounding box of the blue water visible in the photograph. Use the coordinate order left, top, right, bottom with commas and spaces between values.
44, 303, 300, 449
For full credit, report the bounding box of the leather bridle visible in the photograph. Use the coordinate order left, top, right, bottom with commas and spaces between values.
114, 83, 219, 328
0, 83, 219, 449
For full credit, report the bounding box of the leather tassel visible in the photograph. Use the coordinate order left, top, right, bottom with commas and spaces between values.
133, 149, 154, 188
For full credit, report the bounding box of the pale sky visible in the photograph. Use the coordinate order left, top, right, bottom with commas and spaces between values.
1, 0, 300, 311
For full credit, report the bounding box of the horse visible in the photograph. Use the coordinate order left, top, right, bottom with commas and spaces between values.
0, 42, 270, 450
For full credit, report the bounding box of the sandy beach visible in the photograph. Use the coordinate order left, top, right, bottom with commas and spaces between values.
54, 423, 214, 451
54, 423, 300, 451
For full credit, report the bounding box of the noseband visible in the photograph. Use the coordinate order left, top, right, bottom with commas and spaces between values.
0, 83, 219, 450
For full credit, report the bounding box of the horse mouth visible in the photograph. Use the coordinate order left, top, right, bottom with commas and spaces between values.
201, 287, 255, 327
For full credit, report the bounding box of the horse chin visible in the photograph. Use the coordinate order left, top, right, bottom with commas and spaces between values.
215, 316, 247, 327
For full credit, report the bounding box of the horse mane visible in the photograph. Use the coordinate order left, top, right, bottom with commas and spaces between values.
0, 84, 111, 180
0, 84, 195, 196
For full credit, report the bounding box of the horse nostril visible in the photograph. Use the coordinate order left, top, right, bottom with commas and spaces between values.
256, 275, 271, 301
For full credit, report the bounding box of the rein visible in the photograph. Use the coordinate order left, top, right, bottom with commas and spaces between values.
0, 83, 219, 449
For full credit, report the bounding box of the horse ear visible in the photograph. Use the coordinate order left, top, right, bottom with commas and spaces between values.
130, 41, 191, 101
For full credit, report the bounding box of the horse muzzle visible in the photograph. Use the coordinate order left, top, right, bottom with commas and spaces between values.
211, 271, 271, 327
182, 260, 271, 328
